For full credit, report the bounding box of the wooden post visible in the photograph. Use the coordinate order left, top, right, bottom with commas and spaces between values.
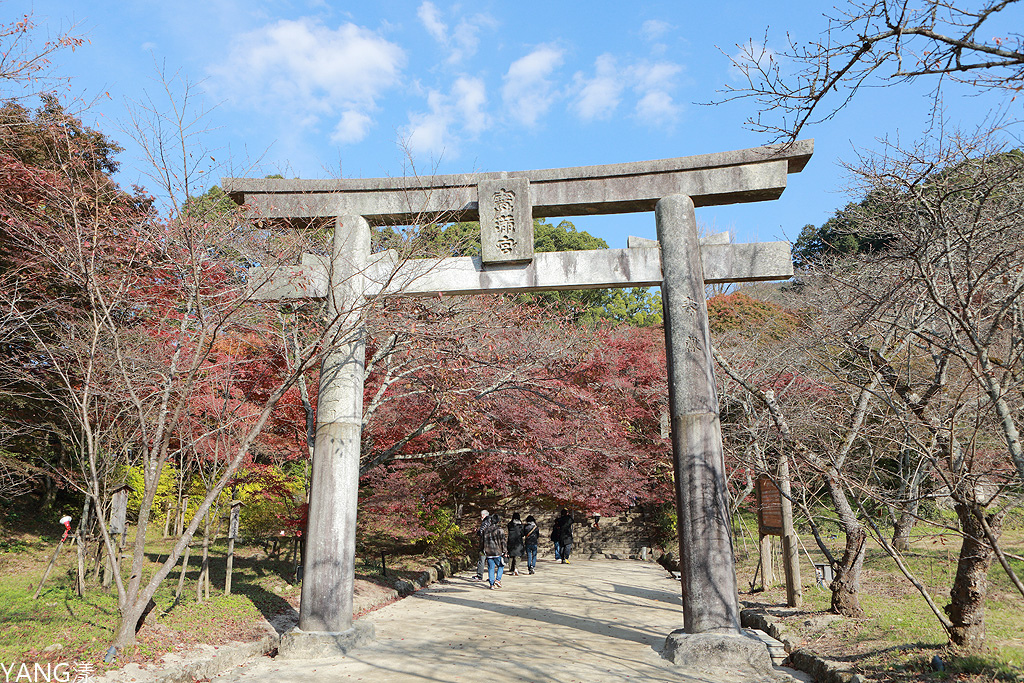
225, 501, 241, 596
759, 535, 775, 589
34, 516, 73, 599
779, 455, 803, 607
104, 484, 131, 589
656, 194, 740, 634
34, 538, 66, 599
755, 475, 783, 591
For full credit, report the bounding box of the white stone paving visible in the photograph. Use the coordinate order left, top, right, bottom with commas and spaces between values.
213, 558, 809, 683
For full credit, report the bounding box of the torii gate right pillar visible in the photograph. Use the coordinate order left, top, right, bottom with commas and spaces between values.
656, 194, 774, 672
657, 194, 738, 634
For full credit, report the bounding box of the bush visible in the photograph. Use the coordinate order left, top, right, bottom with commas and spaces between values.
421, 507, 470, 557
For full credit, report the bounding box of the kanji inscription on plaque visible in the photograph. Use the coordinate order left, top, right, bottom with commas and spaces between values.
479, 177, 533, 264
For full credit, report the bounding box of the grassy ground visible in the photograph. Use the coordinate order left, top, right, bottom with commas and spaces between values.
734, 521, 1024, 682
0, 499, 438, 674
3, 498, 1022, 681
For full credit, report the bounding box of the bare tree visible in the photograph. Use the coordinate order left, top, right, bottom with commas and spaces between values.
721, 0, 1024, 142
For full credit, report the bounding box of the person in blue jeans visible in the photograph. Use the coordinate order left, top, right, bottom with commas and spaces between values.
552, 508, 574, 563
481, 512, 507, 589
522, 515, 540, 574
550, 516, 562, 561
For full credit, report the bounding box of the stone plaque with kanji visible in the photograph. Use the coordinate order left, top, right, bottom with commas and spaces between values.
479, 178, 532, 264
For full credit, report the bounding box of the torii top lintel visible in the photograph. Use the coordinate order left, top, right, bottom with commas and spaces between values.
221, 140, 812, 225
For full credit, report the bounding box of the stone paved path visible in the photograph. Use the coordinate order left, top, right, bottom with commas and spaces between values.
213, 558, 809, 683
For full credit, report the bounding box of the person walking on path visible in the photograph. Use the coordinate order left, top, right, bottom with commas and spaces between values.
481, 512, 508, 588
473, 509, 492, 581
554, 508, 574, 564
507, 512, 525, 576
550, 515, 562, 561
522, 514, 540, 574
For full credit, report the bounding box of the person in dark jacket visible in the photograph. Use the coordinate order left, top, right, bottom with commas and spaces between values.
553, 508, 574, 563
507, 512, 525, 576
473, 509, 491, 581
522, 514, 540, 574
481, 512, 508, 588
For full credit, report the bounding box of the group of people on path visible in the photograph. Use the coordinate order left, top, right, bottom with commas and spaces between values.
474, 509, 574, 589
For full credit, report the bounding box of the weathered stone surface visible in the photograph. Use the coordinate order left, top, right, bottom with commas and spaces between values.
661, 629, 773, 674
222, 140, 812, 223
657, 194, 740, 634
248, 242, 793, 301
298, 215, 369, 634
277, 622, 376, 660
479, 177, 532, 264
786, 649, 864, 683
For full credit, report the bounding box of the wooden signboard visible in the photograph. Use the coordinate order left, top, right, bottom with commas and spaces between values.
756, 475, 783, 536
228, 502, 242, 540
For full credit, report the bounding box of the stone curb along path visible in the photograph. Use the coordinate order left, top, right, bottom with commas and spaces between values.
94, 555, 475, 683
741, 607, 868, 683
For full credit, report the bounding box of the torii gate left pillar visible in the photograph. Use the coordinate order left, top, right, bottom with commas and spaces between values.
224, 141, 812, 663
297, 215, 370, 638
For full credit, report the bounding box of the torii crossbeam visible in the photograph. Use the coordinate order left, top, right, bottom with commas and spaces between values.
223, 140, 812, 664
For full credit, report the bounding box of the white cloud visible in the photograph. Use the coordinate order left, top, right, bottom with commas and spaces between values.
402, 76, 489, 158
332, 110, 373, 144
635, 91, 679, 127
630, 61, 684, 128
640, 19, 672, 41
502, 45, 564, 127
572, 54, 622, 121
418, 2, 447, 44
418, 2, 495, 64
212, 18, 405, 144
453, 76, 488, 135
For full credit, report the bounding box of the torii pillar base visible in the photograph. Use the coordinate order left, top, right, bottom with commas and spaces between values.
662, 629, 773, 674
278, 622, 376, 660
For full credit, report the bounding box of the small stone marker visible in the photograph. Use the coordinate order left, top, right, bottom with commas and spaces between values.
479, 178, 533, 264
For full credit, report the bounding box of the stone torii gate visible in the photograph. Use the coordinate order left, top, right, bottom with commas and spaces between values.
222, 140, 812, 665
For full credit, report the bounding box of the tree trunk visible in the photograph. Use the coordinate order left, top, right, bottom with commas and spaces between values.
174, 541, 191, 602
946, 502, 998, 650
90, 538, 104, 581
891, 508, 916, 552
75, 498, 90, 596
176, 495, 188, 537
196, 512, 210, 602
826, 471, 867, 618
830, 525, 867, 617
163, 501, 172, 539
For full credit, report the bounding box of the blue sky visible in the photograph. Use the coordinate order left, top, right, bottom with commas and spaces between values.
7, 0, 1019, 247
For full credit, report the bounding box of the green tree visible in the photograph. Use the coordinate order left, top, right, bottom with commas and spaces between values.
417, 218, 661, 326
792, 191, 897, 269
